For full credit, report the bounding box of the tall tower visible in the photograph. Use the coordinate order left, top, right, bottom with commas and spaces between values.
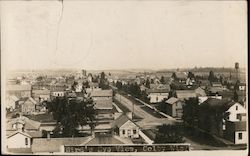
235, 62, 239, 81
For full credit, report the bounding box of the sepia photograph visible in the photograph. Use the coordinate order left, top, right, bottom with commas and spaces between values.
1, 0, 248, 155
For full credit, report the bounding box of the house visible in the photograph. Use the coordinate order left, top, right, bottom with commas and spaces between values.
50, 89, 65, 100
238, 83, 246, 91
6, 84, 32, 98
224, 121, 247, 144
147, 84, 170, 103
31, 89, 50, 102
6, 95, 19, 110
194, 87, 206, 97
147, 89, 169, 103
94, 100, 114, 121
90, 90, 113, 101
140, 85, 148, 92
111, 114, 140, 139
176, 90, 196, 100
198, 80, 211, 89
225, 102, 246, 122
7, 131, 32, 149
165, 97, 185, 118
21, 97, 37, 115
199, 99, 247, 144
75, 84, 83, 92
86, 82, 101, 93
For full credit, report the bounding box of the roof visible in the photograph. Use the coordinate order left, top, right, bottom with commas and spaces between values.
147, 88, 170, 94
89, 82, 99, 88
200, 98, 233, 111
211, 82, 223, 87
176, 72, 187, 79
149, 84, 170, 90
8, 95, 19, 102
27, 131, 43, 138
6, 116, 41, 131
90, 90, 113, 97
176, 90, 196, 99
32, 137, 93, 153
86, 135, 129, 145
7, 84, 32, 91
7, 130, 32, 138
111, 114, 138, 128
32, 89, 50, 95
166, 97, 179, 104
94, 100, 113, 110
195, 87, 206, 96
25, 97, 38, 105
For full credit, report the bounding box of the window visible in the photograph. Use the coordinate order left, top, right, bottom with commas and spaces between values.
25, 138, 28, 145
122, 130, 125, 135
236, 106, 238, 110
238, 133, 242, 140
133, 130, 137, 134
236, 114, 241, 121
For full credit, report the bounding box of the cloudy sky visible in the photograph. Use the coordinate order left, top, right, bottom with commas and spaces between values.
1, 0, 247, 70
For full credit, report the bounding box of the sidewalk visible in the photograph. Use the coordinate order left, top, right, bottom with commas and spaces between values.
134, 98, 176, 120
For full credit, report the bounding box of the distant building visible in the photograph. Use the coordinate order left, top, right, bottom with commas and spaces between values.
7, 84, 32, 98
31, 89, 50, 102
21, 97, 37, 115
165, 97, 185, 118
94, 100, 114, 122
147, 84, 170, 103
176, 90, 196, 100
6, 95, 19, 110
90, 90, 113, 101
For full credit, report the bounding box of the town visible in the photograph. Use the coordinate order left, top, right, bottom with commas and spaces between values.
4, 64, 247, 154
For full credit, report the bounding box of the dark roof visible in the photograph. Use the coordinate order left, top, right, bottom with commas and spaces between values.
165, 97, 179, 105
111, 114, 130, 128
201, 98, 233, 111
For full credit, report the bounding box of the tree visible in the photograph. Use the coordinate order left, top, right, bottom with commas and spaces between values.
187, 71, 195, 79
99, 72, 109, 89
47, 97, 96, 137
233, 90, 238, 102
71, 81, 78, 91
160, 76, 165, 84
145, 78, 150, 88
154, 124, 184, 143
208, 70, 216, 83
182, 97, 199, 127
171, 72, 177, 81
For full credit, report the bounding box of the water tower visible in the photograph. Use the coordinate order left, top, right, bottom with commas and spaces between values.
235, 62, 239, 81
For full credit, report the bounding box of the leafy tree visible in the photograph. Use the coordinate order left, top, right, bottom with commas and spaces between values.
71, 81, 78, 91
99, 72, 109, 89
233, 90, 238, 102
47, 97, 96, 137
182, 97, 199, 127
160, 76, 166, 84
145, 78, 150, 88
154, 124, 184, 143
171, 72, 177, 81
187, 71, 195, 79
208, 70, 217, 83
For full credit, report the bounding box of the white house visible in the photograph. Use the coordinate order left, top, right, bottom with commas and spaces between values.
147, 84, 170, 103
6, 95, 19, 110
225, 102, 247, 122
112, 115, 139, 139
7, 131, 32, 149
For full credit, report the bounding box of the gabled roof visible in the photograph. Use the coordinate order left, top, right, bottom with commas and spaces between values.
8, 95, 19, 102
94, 100, 113, 110
6, 116, 41, 131
7, 84, 32, 91
32, 89, 50, 95
7, 130, 32, 138
90, 90, 113, 97
200, 98, 233, 112
86, 135, 130, 145
176, 90, 196, 99
166, 97, 179, 104
25, 97, 38, 105
111, 114, 138, 129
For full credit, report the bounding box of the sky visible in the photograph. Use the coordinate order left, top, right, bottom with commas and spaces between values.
1, 0, 247, 71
